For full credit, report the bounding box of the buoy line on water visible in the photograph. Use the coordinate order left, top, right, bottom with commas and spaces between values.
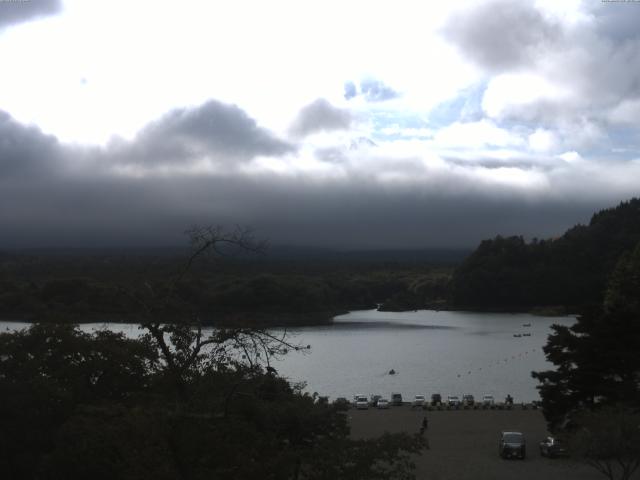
454, 347, 539, 380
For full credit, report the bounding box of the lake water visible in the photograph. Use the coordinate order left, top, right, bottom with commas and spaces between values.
0, 309, 575, 403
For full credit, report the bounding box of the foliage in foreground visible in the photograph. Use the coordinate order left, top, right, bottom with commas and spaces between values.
533, 241, 640, 479
569, 407, 640, 480
0, 323, 424, 480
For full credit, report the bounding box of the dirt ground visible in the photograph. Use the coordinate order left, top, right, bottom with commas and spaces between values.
348, 405, 624, 480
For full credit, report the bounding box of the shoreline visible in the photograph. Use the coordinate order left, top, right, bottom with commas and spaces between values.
0, 305, 575, 328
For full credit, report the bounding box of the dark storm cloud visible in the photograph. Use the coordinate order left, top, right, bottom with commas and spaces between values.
360, 79, 399, 102
0, 111, 62, 177
113, 100, 295, 166
442, 0, 561, 72
0, 162, 624, 249
0, 0, 62, 29
1, 104, 637, 250
289, 99, 351, 137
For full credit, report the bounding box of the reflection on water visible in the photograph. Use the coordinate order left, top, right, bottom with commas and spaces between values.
329, 321, 457, 330
0, 309, 576, 402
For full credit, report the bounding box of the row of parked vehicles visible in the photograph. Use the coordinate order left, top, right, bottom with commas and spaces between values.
350, 393, 403, 409
344, 393, 513, 409
347, 393, 508, 409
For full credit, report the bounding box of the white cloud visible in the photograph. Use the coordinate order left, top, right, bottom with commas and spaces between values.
528, 128, 557, 152
481, 73, 571, 120
432, 119, 523, 149
557, 151, 582, 164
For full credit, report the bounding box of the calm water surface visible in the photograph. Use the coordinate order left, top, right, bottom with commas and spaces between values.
275, 309, 576, 402
0, 309, 575, 402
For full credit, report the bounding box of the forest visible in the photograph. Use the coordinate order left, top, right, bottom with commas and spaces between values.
2, 199, 640, 326
0, 245, 457, 326
451, 198, 640, 313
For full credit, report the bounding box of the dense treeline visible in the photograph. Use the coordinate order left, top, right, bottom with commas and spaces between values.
0, 251, 453, 325
451, 198, 640, 311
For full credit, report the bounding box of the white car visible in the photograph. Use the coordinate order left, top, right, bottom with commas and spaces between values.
447, 395, 461, 407
377, 398, 390, 409
412, 395, 426, 408
354, 394, 369, 410
482, 395, 495, 407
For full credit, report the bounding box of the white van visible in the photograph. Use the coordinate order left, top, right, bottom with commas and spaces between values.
354, 394, 369, 409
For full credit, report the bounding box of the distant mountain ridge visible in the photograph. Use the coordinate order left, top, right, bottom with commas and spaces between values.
451, 198, 640, 311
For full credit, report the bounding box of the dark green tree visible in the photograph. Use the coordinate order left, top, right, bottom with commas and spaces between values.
452, 198, 640, 311
532, 242, 640, 429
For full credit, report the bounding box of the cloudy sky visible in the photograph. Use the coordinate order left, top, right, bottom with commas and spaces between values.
1, 0, 639, 249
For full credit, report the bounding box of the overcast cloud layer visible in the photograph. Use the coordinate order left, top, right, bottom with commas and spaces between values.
0, 0, 639, 249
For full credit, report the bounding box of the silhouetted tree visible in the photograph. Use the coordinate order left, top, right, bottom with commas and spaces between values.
533, 242, 640, 429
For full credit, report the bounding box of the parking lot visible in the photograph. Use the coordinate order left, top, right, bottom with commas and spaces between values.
348, 405, 611, 480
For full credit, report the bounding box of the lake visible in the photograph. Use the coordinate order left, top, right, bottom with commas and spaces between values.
0, 309, 575, 403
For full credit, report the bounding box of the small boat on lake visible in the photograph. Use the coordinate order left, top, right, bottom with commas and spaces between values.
389, 369, 396, 375
523, 323, 531, 327
513, 334, 522, 338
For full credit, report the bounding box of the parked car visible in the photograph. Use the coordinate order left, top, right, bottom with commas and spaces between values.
370, 394, 382, 406
377, 398, 390, 409
482, 395, 495, 407
333, 397, 349, 410
462, 394, 475, 407
354, 394, 369, 410
447, 395, 461, 407
539, 437, 569, 458
391, 393, 403, 406
431, 393, 442, 406
499, 431, 526, 459
412, 395, 426, 408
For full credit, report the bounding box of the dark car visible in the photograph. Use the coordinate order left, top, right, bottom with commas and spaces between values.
499, 431, 526, 459
431, 393, 442, 406
391, 393, 403, 406
539, 436, 569, 458
333, 397, 349, 410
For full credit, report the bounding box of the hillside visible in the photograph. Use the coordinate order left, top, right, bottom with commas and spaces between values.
0, 249, 458, 326
451, 198, 640, 312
